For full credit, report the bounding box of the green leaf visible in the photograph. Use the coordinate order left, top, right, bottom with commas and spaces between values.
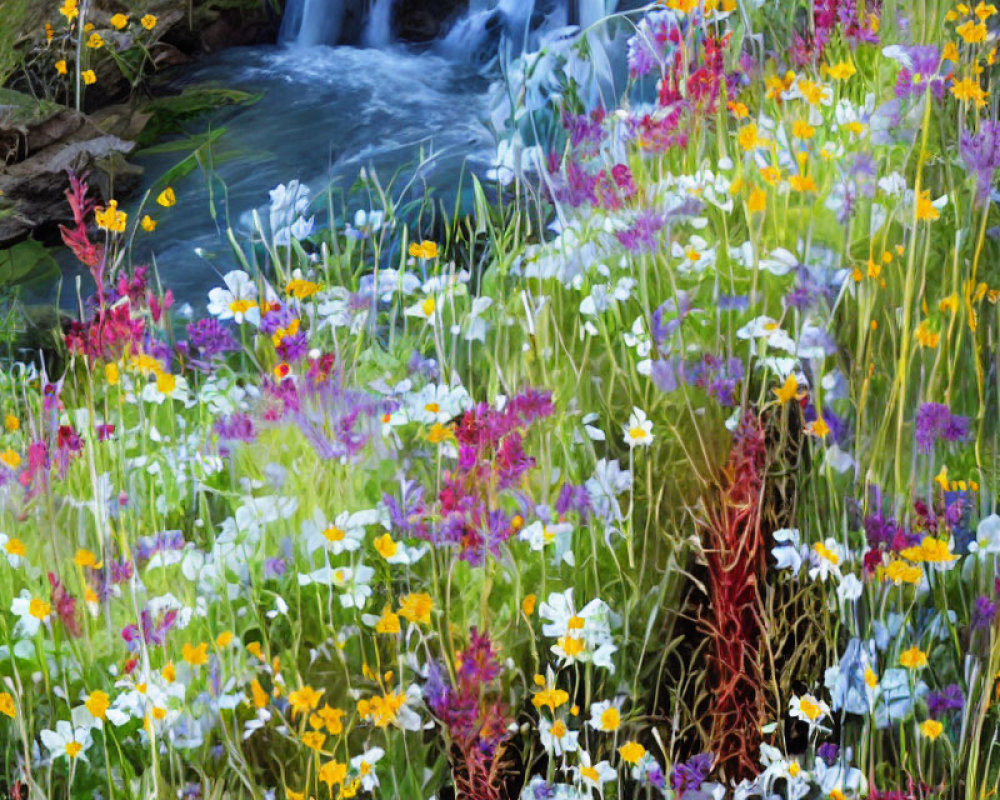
0, 239, 59, 289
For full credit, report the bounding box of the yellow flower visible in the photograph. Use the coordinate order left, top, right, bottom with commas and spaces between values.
532, 686, 570, 712
156, 186, 176, 207
408, 240, 438, 259
81, 69, 97, 85
806, 417, 830, 437
619, 741, 645, 764
250, 679, 268, 708
3, 414, 18, 432
0, 449, 21, 469
522, 594, 537, 616
95, 199, 127, 233
738, 122, 767, 151
791, 119, 815, 139
182, 642, 209, 666
301, 731, 326, 751
828, 61, 856, 79
105, 361, 120, 386
141, 215, 157, 232
141, 14, 158, 30
885, 560, 923, 585
398, 592, 433, 625
789, 174, 818, 193
319, 761, 348, 793
317, 705, 345, 735
286, 278, 322, 299
0, 692, 15, 719
111, 13, 128, 29
747, 188, 767, 213
29, 598, 51, 619
59, 0, 79, 21
899, 646, 928, 669
900, 537, 958, 564
74, 549, 98, 567
373, 533, 397, 560
374, 605, 401, 635
288, 685, 324, 717
87, 32, 104, 48
920, 719, 944, 739
162, 662, 176, 683
356, 690, 408, 727
85, 690, 110, 720
976, 1, 998, 19
773, 374, 805, 405
915, 190, 940, 221
957, 19, 988, 42
5, 539, 25, 557
916, 319, 940, 348
55, 60, 68, 75
951, 76, 988, 106
216, 631, 234, 648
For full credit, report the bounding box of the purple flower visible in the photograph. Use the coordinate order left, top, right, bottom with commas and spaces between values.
892, 45, 948, 100
817, 742, 840, 766
616, 210, 666, 253
960, 120, 1000, 206
555, 483, 591, 521
915, 403, 971, 453
215, 413, 257, 445
670, 752, 714, 793
264, 557, 287, 578
185, 318, 238, 368
973, 596, 998, 630
926, 683, 964, 718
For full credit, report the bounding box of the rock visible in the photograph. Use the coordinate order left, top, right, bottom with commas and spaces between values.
0, 89, 142, 248
397, 0, 470, 42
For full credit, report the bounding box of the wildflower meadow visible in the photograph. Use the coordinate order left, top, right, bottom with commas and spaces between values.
2, 0, 1000, 798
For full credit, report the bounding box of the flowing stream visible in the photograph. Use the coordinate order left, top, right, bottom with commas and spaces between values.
47, 0, 618, 307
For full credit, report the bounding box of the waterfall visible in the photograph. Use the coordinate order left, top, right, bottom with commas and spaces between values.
362, 0, 394, 47
279, 0, 348, 46
439, 0, 617, 64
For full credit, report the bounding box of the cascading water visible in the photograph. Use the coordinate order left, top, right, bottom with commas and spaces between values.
362, 0, 395, 48
279, 0, 349, 47
438, 0, 618, 63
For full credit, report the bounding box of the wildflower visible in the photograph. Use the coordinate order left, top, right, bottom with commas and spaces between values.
671, 753, 714, 794
350, 747, 385, 792
619, 741, 645, 764
773, 374, 806, 405
920, 719, 944, 739
301, 508, 376, 555
518, 520, 574, 566
900, 536, 959, 565
915, 190, 941, 221
319, 761, 348, 794
538, 717, 579, 756
828, 61, 857, 79
41, 720, 92, 761
111, 13, 128, 28
0, 449, 20, 469
356, 685, 422, 730
141, 215, 157, 231
288, 685, 324, 718
398, 592, 433, 625
95, 199, 127, 233
885, 560, 923, 584
789, 693, 831, 732
915, 402, 970, 451
156, 186, 176, 207
900, 646, 928, 669
301, 731, 326, 751
59, 0, 79, 20
55, 59, 67, 75
81, 69, 97, 85
182, 642, 209, 667
87, 32, 104, 48
0, 692, 15, 718
952, 76, 988, 106
573, 751, 617, 792
622, 407, 653, 447
85, 690, 110, 721
408, 240, 438, 259
207, 270, 260, 326
371, 605, 400, 634
141, 14, 157, 29
540, 589, 620, 671
11, 590, 50, 636
772, 528, 805, 572
522, 595, 536, 615
286, 277, 322, 299
587, 700, 622, 732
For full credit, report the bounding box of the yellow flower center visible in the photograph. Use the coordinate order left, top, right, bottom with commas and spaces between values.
29, 598, 50, 619
65, 741, 83, 758
324, 526, 346, 542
